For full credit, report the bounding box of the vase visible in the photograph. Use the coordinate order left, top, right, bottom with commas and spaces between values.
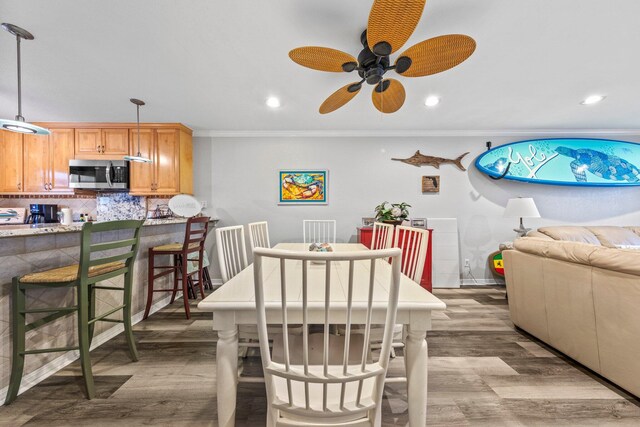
382, 219, 403, 226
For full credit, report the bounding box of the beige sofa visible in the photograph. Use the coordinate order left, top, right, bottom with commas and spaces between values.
503, 225, 640, 397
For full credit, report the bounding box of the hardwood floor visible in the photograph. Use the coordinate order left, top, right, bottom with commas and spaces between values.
1, 286, 639, 426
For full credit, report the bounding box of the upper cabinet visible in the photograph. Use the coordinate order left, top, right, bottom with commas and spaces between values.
75, 128, 129, 159
49, 129, 75, 192
0, 130, 23, 193
0, 123, 192, 196
23, 129, 75, 194
129, 128, 192, 196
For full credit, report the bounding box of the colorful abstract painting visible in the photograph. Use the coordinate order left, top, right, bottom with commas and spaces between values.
279, 170, 328, 204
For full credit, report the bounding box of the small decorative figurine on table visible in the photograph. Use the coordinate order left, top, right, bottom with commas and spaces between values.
308, 242, 333, 252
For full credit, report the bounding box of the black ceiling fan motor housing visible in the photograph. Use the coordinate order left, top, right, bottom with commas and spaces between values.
357, 30, 391, 85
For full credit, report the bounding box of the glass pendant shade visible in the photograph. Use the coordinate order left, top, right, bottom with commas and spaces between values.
124, 154, 152, 163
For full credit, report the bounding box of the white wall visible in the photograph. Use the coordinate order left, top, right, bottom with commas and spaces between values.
194, 134, 640, 285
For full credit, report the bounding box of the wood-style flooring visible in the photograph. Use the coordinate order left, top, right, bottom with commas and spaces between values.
1, 286, 639, 426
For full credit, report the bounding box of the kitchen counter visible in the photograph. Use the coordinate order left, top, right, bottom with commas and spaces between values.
0, 216, 217, 402
0, 217, 218, 238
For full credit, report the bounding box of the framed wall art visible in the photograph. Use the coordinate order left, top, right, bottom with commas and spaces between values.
279, 170, 328, 205
361, 217, 375, 227
410, 218, 427, 229
422, 175, 440, 193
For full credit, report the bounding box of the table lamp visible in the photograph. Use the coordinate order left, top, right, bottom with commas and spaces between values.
504, 197, 540, 237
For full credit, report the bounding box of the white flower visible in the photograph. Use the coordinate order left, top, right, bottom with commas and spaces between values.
391, 207, 402, 217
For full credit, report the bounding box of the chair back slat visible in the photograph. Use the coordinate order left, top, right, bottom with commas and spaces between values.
371, 222, 393, 250
216, 225, 248, 283
88, 251, 135, 267
79, 220, 144, 280
393, 225, 430, 283
253, 247, 402, 424
301, 259, 310, 410
183, 216, 209, 252
303, 220, 336, 244
248, 221, 271, 251
322, 259, 331, 411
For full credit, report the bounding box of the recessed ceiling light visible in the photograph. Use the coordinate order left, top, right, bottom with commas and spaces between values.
424, 96, 440, 107
581, 95, 606, 105
266, 97, 281, 108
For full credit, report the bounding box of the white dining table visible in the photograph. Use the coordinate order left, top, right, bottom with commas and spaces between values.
198, 243, 446, 427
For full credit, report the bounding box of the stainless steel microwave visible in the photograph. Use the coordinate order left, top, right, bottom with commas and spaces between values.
69, 159, 129, 190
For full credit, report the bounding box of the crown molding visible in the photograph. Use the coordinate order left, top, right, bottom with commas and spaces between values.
192, 129, 640, 138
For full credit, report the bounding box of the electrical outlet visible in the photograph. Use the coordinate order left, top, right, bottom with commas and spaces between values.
464, 258, 470, 267
200, 200, 207, 209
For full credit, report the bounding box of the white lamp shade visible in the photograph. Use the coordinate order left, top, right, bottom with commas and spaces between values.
504, 198, 540, 218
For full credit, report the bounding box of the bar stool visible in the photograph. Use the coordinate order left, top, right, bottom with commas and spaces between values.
143, 216, 210, 320
5, 220, 145, 404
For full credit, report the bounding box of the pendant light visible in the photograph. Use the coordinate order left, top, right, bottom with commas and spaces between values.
0, 23, 50, 135
124, 98, 152, 163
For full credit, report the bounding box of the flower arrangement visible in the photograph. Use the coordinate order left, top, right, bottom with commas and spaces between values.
374, 201, 411, 224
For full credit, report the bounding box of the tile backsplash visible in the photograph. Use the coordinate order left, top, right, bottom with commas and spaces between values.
0, 194, 171, 222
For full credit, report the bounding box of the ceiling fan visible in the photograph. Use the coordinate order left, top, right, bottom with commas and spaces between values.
289, 0, 476, 114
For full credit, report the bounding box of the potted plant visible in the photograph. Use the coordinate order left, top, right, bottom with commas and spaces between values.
374, 201, 411, 226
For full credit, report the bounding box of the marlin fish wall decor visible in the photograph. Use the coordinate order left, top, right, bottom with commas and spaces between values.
392, 150, 469, 171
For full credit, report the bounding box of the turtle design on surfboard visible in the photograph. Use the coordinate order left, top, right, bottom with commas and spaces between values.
555, 146, 640, 183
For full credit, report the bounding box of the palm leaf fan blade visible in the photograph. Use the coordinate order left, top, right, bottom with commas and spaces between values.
367, 0, 426, 55
319, 82, 362, 114
371, 79, 405, 113
396, 34, 476, 77
289, 47, 358, 72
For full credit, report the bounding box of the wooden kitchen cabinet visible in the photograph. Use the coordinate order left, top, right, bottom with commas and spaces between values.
23, 129, 75, 194
22, 134, 49, 193
2, 122, 192, 196
49, 129, 75, 192
128, 129, 155, 194
129, 128, 192, 196
0, 130, 23, 193
74, 128, 129, 159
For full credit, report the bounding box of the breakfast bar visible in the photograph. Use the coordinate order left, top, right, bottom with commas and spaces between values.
0, 219, 190, 399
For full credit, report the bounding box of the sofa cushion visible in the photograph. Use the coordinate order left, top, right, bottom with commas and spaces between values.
514, 238, 596, 266
525, 230, 554, 240
624, 226, 640, 237
586, 226, 640, 248
589, 246, 640, 276
537, 226, 601, 245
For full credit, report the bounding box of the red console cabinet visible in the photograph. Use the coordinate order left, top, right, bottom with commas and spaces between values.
357, 227, 433, 292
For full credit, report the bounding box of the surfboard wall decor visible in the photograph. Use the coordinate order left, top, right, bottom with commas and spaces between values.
475, 138, 640, 187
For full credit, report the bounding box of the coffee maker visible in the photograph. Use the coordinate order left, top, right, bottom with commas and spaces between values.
25, 204, 58, 224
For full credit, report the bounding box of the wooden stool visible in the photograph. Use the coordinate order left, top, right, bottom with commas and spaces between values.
5, 220, 145, 405
143, 216, 209, 320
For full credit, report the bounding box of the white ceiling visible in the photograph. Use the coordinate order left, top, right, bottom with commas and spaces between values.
1, 0, 640, 133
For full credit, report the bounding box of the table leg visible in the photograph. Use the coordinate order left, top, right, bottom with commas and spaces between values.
217, 327, 239, 427
404, 325, 428, 427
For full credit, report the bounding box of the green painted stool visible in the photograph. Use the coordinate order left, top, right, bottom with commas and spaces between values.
4, 220, 145, 405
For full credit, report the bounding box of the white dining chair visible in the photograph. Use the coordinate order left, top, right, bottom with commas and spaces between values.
216, 224, 267, 370
362, 226, 431, 360
253, 246, 402, 426
248, 221, 271, 251
370, 222, 394, 250
393, 225, 430, 283
215, 225, 248, 283
303, 219, 336, 244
